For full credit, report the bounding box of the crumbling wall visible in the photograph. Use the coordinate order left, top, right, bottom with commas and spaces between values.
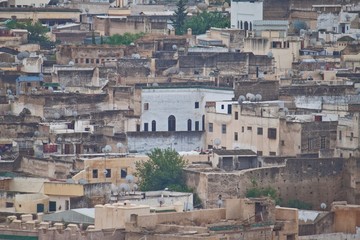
185, 158, 356, 209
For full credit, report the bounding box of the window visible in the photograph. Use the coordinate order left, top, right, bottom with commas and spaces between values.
351, 132, 354, 141
221, 105, 224, 109
151, 120, 156, 131
320, 136, 326, 149
144, 123, 149, 132
208, 123, 213, 132
195, 102, 199, 108
105, 169, 111, 178
120, 168, 127, 178
187, 119, 192, 131
86, 58, 89, 64
268, 128, 277, 139
92, 169, 98, 179
235, 111, 238, 120
143, 103, 149, 110
234, 132, 238, 141
257, 127, 263, 135
195, 121, 199, 131
168, 115, 176, 131
222, 124, 227, 134
339, 130, 342, 140
308, 138, 313, 150
257, 151, 263, 156
281, 140, 285, 146
242, 126, 244, 132
247, 126, 252, 131
136, 124, 140, 132
269, 151, 276, 156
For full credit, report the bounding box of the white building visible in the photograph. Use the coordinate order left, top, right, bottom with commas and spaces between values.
140, 86, 234, 132
8, 0, 50, 7
230, 0, 263, 30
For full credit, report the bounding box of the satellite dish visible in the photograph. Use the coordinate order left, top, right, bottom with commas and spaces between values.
78, 179, 88, 184
320, 202, 327, 209
246, 93, 255, 101
34, 131, 40, 137
31, 88, 37, 93
66, 179, 75, 184
54, 112, 61, 119
213, 138, 221, 147
57, 137, 62, 142
125, 174, 134, 184
8, 95, 15, 101
255, 94, 262, 101
103, 169, 108, 175
119, 183, 130, 193
283, 107, 289, 114
133, 184, 138, 191
131, 53, 140, 59
111, 183, 118, 194
152, 82, 159, 87
48, 87, 54, 92
68, 61, 75, 65
267, 51, 273, 58
238, 95, 246, 104
17, 51, 30, 60
6, 89, 12, 95
157, 197, 165, 206
104, 145, 112, 153
116, 142, 123, 149
72, 111, 78, 117
130, 42, 135, 46
172, 45, 177, 50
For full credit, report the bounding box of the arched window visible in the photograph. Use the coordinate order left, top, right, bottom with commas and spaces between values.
240, 21, 243, 30
250, 22, 252, 31
168, 115, 176, 131
244, 21, 249, 31
151, 120, 156, 131
187, 119, 192, 131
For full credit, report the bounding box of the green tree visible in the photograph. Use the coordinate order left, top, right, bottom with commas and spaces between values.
245, 179, 281, 205
6, 20, 54, 48
105, 32, 144, 45
135, 148, 188, 191
184, 11, 230, 35
172, 0, 188, 35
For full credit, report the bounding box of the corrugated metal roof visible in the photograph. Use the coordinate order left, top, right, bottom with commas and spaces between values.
43, 208, 94, 224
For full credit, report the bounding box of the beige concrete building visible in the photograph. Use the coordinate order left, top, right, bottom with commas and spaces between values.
205, 100, 338, 156
243, 20, 301, 79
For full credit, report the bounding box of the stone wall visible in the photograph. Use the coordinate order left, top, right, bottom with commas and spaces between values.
234, 80, 279, 101
185, 157, 356, 209
20, 157, 73, 179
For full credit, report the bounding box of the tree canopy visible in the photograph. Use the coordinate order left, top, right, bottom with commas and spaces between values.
172, 0, 188, 35
105, 32, 144, 45
184, 11, 230, 35
135, 148, 188, 191
6, 20, 54, 48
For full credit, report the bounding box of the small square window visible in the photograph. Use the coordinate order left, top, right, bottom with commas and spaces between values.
105, 169, 111, 178
120, 168, 127, 179
257, 127, 263, 135
268, 128, 277, 139
269, 151, 276, 156
144, 103, 149, 110
92, 169, 98, 178
195, 102, 199, 108
208, 123, 213, 132
247, 126, 252, 131
257, 151, 263, 156
281, 140, 285, 146
222, 124, 226, 134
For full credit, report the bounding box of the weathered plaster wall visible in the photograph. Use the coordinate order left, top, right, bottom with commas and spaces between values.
185, 158, 356, 209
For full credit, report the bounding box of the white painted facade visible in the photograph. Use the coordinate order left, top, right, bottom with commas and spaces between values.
230, 0, 263, 30
8, 0, 50, 7
140, 87, 234, 132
